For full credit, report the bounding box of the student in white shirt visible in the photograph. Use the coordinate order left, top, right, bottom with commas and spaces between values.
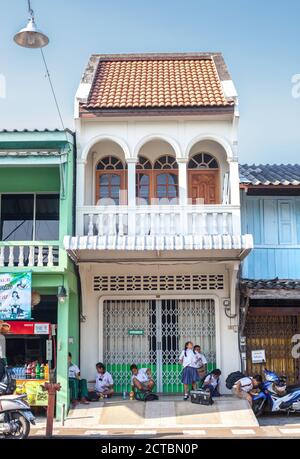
68, 352, 90, 408
193, 344, 208, 381
232, 374, 263, 406
179, 341, 200, 400
202, 369, 222, 397
94, 362, 114, 397
130, 364, 155, 392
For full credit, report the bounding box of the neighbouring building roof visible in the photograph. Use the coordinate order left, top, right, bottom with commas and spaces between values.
241, 278, 300, 290
239, 164, 300, 186
80, 52, 235, 113
0, 150, 61, 157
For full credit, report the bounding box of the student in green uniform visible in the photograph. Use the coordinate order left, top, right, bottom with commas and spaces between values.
68, 352, 89, 408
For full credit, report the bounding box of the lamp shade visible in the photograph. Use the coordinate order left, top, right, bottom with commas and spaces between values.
31, 291, 41, 307
14, 17, 49, 48
57, 286, 67, 303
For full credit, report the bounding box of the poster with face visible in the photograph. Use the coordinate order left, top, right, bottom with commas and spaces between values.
0, 272, 32, 320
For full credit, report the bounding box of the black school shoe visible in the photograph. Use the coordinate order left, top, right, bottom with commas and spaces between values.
183, 394, 189, 400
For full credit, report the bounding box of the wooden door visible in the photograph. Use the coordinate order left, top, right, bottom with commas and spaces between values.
188, 170, 219, 204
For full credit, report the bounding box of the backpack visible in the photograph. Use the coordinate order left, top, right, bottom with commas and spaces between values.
135, 390, 159, 402
225, 371, 245, 390
0, 368, 17, 395
87, 390, 100, 402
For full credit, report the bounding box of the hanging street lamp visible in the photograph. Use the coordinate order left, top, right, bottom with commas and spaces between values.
14, 0, 49, 49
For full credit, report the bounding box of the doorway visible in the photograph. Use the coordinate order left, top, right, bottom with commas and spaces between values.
102, 298, 216, 393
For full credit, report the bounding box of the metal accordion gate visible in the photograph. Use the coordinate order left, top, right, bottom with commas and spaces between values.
245, 314, 300, 384
103, 298, 216, 393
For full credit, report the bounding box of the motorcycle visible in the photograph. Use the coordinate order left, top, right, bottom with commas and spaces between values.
0, 367, 35, 439
252, 369, 300, 417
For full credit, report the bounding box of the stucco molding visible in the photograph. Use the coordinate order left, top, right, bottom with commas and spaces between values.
184, 134, 234, 161
81, 134, 131, 161
133, 133, 182, 160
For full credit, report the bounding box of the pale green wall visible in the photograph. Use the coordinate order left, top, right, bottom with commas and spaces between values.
0, 131, 79, 421
0, 167, 60, 192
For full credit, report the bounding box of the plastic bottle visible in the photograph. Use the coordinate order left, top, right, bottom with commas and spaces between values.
36, 362, 40, 379
44, 363, 49, 381
26, 364, 31, 379
31, 362, 36, 379
40, 364, 44, 380
23, 364, 27, 379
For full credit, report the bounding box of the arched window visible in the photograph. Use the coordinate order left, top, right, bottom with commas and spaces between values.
136, 155, 178, 203
96, 156, 126, 204
154, 155, 178, 170
136, 156, 152, 204
188, 153, 219, 204
154, 155, 178, 201
188, 152, 219, 169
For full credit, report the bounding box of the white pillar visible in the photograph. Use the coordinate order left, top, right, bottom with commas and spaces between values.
76, 159, 86, 235
127, 158, 137, 236
127, 159, 137, 206
77, 159, 86, 207
178, 159, 188, 206
229, 160, 240, 206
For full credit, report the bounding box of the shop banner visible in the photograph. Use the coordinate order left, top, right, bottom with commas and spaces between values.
0, 272, 32, 320
15, 380, 49, 406
6, 321, 50, 335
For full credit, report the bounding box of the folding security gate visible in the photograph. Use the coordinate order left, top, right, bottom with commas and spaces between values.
103, 298, 216, 393
245, 313, 300, 384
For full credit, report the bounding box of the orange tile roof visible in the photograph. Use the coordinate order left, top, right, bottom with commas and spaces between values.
82, 54, 234, 111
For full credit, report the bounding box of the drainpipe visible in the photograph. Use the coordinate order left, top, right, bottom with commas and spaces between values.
224, 261, 239, 319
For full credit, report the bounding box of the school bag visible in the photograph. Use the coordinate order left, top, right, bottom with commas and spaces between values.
135, 390, 159, 402
225, 371, 245, 390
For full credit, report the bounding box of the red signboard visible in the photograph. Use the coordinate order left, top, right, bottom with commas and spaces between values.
6, 321, 50, 335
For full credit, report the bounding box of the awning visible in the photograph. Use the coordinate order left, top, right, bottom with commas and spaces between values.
64, 234, 253, 263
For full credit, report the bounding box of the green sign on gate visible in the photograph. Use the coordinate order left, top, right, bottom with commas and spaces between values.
128, 329, 144, 336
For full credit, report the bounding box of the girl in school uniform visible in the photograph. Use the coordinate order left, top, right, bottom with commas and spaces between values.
179, 341, 200, 400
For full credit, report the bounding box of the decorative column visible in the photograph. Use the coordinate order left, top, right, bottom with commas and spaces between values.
127, 158, 137, 236
178, 158, 188, 206
228, 159, 241, 235
177, 158, 188, 235
229, 160, 240, 206
76, 159, 86, 236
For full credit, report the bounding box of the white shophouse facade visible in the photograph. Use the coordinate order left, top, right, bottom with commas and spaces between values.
65, 53, 253, 393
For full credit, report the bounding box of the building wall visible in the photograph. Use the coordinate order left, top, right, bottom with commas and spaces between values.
241, 191, 300, 279
78, 260, 240, 393
0, 131, 79, 420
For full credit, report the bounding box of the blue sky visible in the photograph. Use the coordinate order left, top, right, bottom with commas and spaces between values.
1, 0, 300, 163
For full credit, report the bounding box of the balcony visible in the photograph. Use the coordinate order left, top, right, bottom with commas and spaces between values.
77, 204, 241, 238
0, 242, 60, 268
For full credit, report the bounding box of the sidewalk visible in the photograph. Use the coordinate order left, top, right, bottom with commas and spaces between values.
33, 395, 259, 431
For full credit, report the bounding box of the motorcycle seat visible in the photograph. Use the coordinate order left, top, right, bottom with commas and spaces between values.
0, 394, 27, 400
287, 384, 300, 393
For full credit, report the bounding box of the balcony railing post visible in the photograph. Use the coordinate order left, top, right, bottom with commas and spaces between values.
8, 247, 14, 267
0, 247, 4, 267
48, 246, 54, 267
18, 246, 24, 267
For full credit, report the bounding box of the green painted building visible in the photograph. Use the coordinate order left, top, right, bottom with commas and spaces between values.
0, 129, 79, 420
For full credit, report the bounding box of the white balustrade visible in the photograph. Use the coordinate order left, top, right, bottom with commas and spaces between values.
79, 204, 239, 238
0, 244, 59, 268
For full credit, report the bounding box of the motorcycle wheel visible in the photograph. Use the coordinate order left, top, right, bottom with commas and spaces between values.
252, 399, 265, 417
3, 412, 30, 439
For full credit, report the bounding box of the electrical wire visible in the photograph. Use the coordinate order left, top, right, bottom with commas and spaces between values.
40, 48, 65, 132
